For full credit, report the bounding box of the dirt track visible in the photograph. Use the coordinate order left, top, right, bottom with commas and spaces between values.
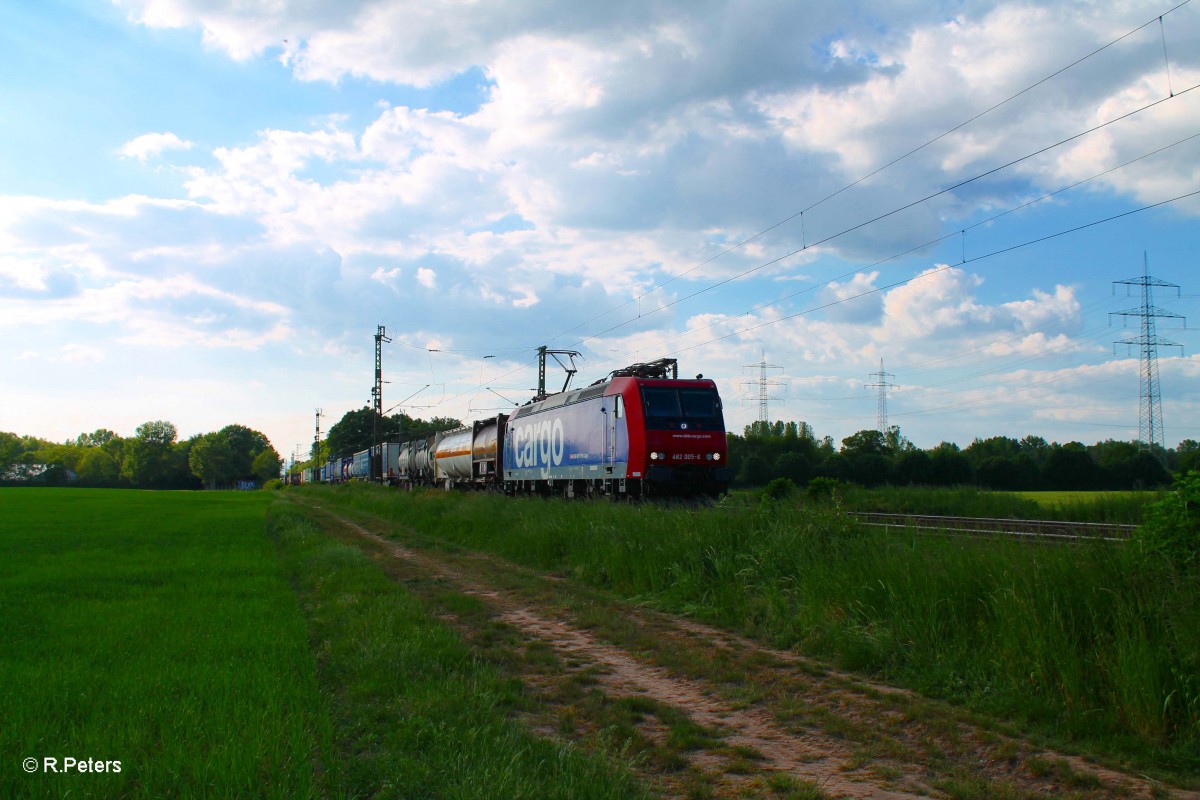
299, 498, 1197, 800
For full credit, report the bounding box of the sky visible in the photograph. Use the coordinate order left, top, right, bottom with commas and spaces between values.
2, 0, 1198, 464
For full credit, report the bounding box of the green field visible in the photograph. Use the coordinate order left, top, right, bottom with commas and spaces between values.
313, 483, 1200, 780
827, 484, 1163, 524
6, 484, 1197, 795
0, 489, 643, 799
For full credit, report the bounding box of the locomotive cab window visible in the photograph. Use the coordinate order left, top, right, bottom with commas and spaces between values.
680, 389, 720, 418
641, 387, 723, 431
642, 388, 681, 419
614, 395, 624, 418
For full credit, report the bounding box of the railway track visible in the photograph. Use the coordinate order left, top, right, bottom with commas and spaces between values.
846, 512, 1136, 542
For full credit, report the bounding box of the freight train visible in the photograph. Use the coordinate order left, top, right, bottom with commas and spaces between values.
292, 357, 732, 499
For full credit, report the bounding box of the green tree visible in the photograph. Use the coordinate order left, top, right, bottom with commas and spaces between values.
840, 429, 890, 458
892, 449, 934, 485
774, 451, 812, 485
1173, 439, 1200, 473
1043, 442, 1101, 490
975, 456, 1025, 490
838, 429, 894, 487
76, 447, 121, 486
0, 432, 21, 478
326, 407, 381, 457
74, 429, 120, 448
189, 433, 236, 489
217, 424, 273, 482
736, 454, 773, 487
328, 407, 461, 457
929, 442, 973, 486
252, 449, 283, 482
31, 443, 83, 472
123, 420, 188, 488
883, 425, 914, 453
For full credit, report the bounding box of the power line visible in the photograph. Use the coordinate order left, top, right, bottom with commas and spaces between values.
328, 5, 1200, 440
591, 129, 1199, 382
1111, 254, 1186, 454
561, 82, 1199, 357
657, 188, 1200, 361
542, 0, 1195, 348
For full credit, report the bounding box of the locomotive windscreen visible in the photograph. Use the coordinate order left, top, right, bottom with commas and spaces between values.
641, 387, 724, 431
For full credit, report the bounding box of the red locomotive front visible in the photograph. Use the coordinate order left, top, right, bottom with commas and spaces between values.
609, 363, 731, 498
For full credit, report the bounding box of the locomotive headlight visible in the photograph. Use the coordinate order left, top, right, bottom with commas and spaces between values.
713, 452, 721, 461
650, 451, 659, 460
705, 453, 713, 461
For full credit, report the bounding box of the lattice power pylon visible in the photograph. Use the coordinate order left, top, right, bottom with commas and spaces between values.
742, 351, 784, 424
1111, 254, 1185, 455
865, 359, 897, 433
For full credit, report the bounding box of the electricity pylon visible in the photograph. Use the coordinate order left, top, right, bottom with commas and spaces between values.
865, 359, 896, 433
742, 351, 784, 426
1111, 254, 1185, 456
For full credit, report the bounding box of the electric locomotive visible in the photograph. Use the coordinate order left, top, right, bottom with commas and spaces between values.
502, 358, 731, 499
308, 357, 731, 500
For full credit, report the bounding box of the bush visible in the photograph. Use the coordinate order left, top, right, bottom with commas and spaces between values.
805, 476, 848, 504
760, 477, 796, 505
1136, 471, 1200, 569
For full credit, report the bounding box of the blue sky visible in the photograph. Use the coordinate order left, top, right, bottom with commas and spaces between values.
2, 0, 1197, 462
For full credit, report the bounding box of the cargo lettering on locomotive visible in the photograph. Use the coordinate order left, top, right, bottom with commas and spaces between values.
510, 417, 565, 469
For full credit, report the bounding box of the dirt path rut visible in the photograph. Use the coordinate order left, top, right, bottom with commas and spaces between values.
300, 499, 1196, 800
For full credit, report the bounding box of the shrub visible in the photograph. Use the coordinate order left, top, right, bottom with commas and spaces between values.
805, 476, 848, 504
760, 477, 796, 505
1136, 471, 1200, 570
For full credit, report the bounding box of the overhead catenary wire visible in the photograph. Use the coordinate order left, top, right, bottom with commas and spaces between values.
561, 82, 1200, 359
540, 0, 1195, 346
589, 128, 1200, 377
360, 2, 1199, 434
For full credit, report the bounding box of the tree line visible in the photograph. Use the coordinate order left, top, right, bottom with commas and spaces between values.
730, 420, 1197, 491
283, 406, 1194, 492
288, 407, 463, 474
0, 422, 283, 490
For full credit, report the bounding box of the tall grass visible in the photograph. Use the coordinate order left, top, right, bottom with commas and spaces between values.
0, 489, 330, 800
838, 485, 1160, 523
268, 500, 649, 800
310, 483, 1200, 777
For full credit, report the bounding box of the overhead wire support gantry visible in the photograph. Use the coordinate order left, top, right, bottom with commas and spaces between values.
372, 325, 392, 481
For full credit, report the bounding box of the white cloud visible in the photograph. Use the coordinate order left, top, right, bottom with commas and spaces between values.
416, 266, 437, 289
119, 132, 194, 163
370, 266, 402, 286
9, 0, 1199, 454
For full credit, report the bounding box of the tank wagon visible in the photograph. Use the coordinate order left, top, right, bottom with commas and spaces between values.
300, 357, 731, 499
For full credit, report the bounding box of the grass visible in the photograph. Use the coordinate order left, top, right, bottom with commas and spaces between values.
1, 488, 650, 799
301, 482, 1200, 781
0, 488, 329, 799
834, 485, 1161, 524
267, 499, 650, 799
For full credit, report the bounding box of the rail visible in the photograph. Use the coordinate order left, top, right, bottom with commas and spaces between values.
845, 512, 1136, 543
